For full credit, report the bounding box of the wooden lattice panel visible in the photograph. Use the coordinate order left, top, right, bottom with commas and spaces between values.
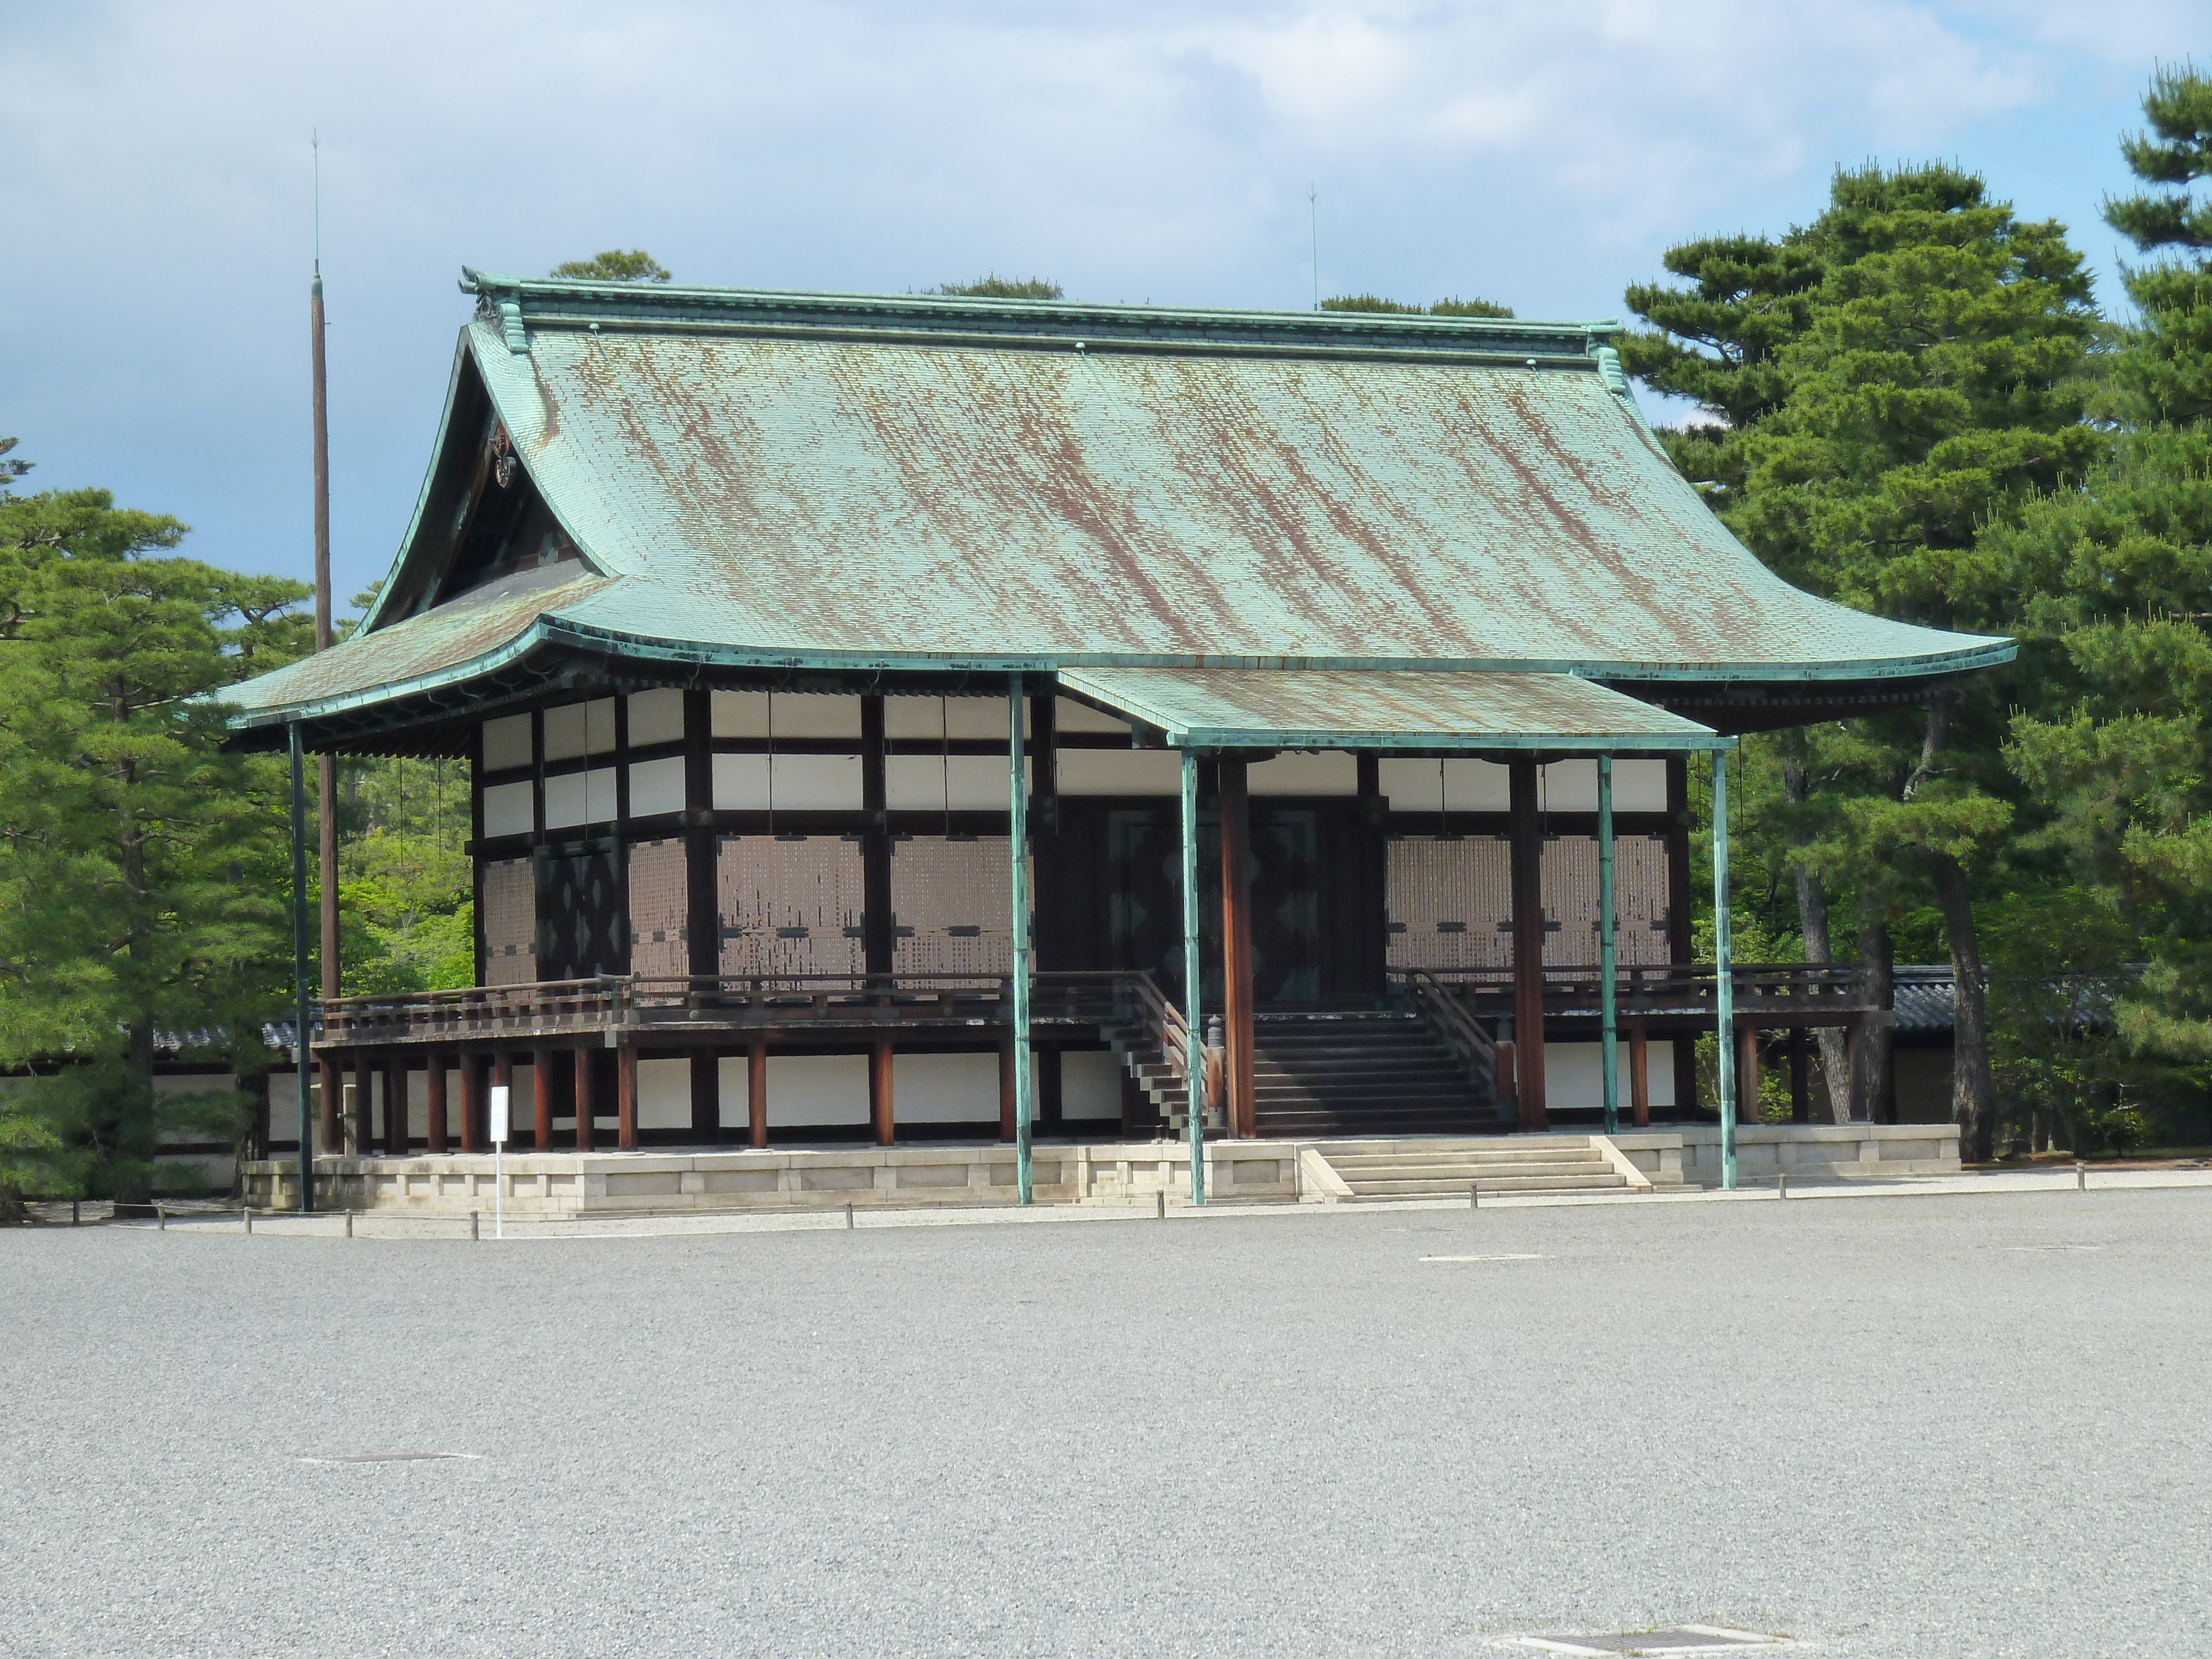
718, 835, 867, 978
890, 836, 1013, 979
1388, 833, 1673, 971
1385, 836, 1512, 971
627, 838, 690, 978
481, 858, 536, 986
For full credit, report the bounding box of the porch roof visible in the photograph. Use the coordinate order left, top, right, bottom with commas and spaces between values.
1055, 667, 1728, 752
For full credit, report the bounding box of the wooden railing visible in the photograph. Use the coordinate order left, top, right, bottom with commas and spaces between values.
317, 970, 1166, 1048
1389, 962, 1878, 1024
1119, 970, 1191, 1088
1401, 969, 1499, 1089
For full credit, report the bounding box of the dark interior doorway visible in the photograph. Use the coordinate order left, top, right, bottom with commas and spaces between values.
537, 846, 626, 979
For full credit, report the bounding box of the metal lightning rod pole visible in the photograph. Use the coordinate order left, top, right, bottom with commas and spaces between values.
1599, 754, 1618, 1136
1714, 748, 1736, 1190
1009, 674, 1033, 1205
311, 135, 340, 1063
1181, 749, 1206, 1206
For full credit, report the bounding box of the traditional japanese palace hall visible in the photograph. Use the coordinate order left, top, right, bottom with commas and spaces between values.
226, 273, 2006, 1206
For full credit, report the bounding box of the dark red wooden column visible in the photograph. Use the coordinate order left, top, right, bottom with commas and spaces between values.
317, 1056, 342, 1154
1736, 1024, 1760, 1126
573, 1046, 596, 1151
617, 1041, 638, 1150
1665, 757, 1698, 1116
747, 1040, 768, 1148
425, 1053, 448, 1154
384, 1052, 409, 1155
531, 1046, 554, 1149
1219, 755, 1256, 1138
1507, 759, 1548, 1131
999, 1040, 1016, 1142
870, 1039, 895, 1146
349, 1052, 374, 1155
1629, 1019, 1651, 1128
458, 1050, 483, 1152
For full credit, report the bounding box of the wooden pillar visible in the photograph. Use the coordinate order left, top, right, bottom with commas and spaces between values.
1219, 754, 1256, 1138
1629, 1019, 1651, 1128
1507, 758, 1548, 1131
317, 1055, 342, 1154
1737, 1023, 1760, 1126
458, 1050, 482, 1154
870, 1038, 895, 1147
1789, 1027, 1811, 1124
531, 1046, 554, 1150
384, 1052, 409, 1155
617, 1041, 638, 1150
999, 1040, 1017, 1142
573, 1045, 596, 1151
426, 1053, 449, 1154
350, 1052, 373, 1155
747, 1040, 768, 1149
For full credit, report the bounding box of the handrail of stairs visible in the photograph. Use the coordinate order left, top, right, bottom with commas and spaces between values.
1401, 969, 1498, 1097
1119, 971, 1190, 1086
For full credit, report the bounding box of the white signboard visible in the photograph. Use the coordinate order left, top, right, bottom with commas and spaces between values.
489, 1084, 510, 1145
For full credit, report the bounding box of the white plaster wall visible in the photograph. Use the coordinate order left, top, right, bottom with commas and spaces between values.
627, 688, 686, 747
1249, 751, 1357, 796
885, 695, 1019, 739
500, 1065, 534, 1141
1542, 1040, 1677, 1109
757, 1053, 869, 1126
482, 713, 532, 770
1061, 1049, 1123, 1121
545, 767, 617, 828
1057, 749, 1183, 795
886, 754, 1027, 810
1378, 757, 1670, 813
712, 691, 863, 739
1055, 697, 1129, 734
482, 780, 533, 837
712, 753, 864, 810
544, 698, 617, 760
638, 1057, 691, 1130
891, 1051, 1001, 1123
628, 756, 686, 816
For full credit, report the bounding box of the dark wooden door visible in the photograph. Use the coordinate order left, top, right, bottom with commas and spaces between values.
537, 847, 627, 979
1107, 807, 1321, 1004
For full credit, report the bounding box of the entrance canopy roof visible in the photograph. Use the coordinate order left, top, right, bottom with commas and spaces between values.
1057, 667, 1728, 753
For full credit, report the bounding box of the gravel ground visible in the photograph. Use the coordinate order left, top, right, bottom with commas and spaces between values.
5, 1188, 2209, 1658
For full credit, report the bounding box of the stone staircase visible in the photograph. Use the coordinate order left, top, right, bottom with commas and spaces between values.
1251, 1012, 1497, 1138
1314, 1136, 1640, 1199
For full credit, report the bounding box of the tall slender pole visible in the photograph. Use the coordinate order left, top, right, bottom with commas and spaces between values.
1598, 755, 1618, 1137
288, 724, 315, 1213
1008, 676, 1033, 1205
312, 247, 339, 1007
1713, 748, 1736, 1189
1180, 749, 1206, 1206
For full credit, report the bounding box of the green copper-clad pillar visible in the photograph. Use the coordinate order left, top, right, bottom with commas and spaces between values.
1713, 748, 1736, 1189
1009, 675, 1033, 1205
287, 723, 315, 1214
1180, 749, 1206, 1206
1598, 755, 1619, 1137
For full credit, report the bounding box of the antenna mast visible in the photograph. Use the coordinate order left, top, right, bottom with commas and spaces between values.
1308, 184, 1319, 310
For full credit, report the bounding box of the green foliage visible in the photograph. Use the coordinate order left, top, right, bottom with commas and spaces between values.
0, 457, 311, 1201
932, 275, 1062, 300
1321, 294, 1514, 317
550, 250, 671, 284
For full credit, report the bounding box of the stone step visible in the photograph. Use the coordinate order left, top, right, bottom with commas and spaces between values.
1342, 1173, 1626, 1196
1326, 1145, 1606, 1167
1337, 1160, 1610, 1182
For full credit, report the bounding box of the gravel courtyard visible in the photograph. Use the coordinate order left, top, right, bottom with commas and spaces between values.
5, 1190, 2208, 1658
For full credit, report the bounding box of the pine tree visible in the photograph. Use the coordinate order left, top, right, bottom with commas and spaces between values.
1999, 66, 2212, 1083
0, 470, 311, 1203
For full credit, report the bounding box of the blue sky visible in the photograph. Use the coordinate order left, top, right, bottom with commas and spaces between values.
1, 1, 2198, 606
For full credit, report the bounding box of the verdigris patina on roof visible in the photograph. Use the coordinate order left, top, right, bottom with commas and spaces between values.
222, 274, 2011, 745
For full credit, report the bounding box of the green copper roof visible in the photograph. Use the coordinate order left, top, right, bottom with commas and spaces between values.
224, 274, 2012, 739
1058, 668, 1729, 752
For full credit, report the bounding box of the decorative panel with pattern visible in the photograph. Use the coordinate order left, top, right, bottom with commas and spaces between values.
1385, 836, 1513, 971
628, 838, 690, 978
1538, 834, 1672, 966
481, 858, 537, 986
890, 835, 1012, 980
718, 835, 867, 978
